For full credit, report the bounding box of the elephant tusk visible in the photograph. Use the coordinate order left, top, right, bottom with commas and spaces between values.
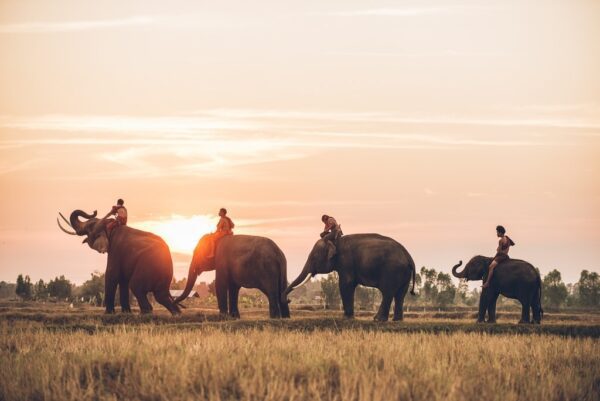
292, 272, 312, 290
57, 217, 77, 235
59, 212, 73, 228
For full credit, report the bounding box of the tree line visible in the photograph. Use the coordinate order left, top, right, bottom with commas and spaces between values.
317, 268, 599, 310
2, 267, 598, 310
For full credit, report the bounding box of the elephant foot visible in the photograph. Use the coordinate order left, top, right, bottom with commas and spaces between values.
104, 309, 116, 315
343, 313, 354, 320
533, 320, 541, 325
476, 319, 485, 324
121, 308, 132, 314
486, 320, 496, 324
373, 315, 389, 322
229, 311, 241, 319
517, 320, 530, 325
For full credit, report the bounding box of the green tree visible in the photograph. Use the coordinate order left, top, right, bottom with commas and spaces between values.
577, 270, 599, 307
34, 279, 48, 300
15, 274, 33, 300
420, 267, 438, 304
454, 279, 468, 305
47, 275, 72, 300
355, 285, 377, 310
320, 272, 341, 309
435, 272, 456, 307
78, 273, 104, 306
542, 269, 568, 309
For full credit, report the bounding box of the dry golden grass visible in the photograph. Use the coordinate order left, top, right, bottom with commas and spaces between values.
1, 303, 599, 401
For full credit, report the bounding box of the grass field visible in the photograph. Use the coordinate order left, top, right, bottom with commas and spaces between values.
1, 302, 599, 401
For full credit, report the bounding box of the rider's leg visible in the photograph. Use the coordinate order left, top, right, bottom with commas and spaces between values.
482, 260, 498, 288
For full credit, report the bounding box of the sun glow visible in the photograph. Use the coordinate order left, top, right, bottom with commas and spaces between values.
136, 214, 217, 254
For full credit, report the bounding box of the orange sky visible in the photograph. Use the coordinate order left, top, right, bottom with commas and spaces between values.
0, 0, 599, 285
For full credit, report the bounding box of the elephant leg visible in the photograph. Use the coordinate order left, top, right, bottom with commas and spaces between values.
104, 274, 119, 314
393, 286, 409, 321
154, 289, 181, 316
519, 298, 531, 324
228, 286, 241, 319
487, 292, 500, 323
267, 292, 282, 318
339, 282, 356, 319
132, 289, 153, 314
477, 289, 491, 323
119, 279, 132, 313
532, 291, 542, 324
374, 290, 393, 322
279, 299, 291, 318
215, 273, 229, 315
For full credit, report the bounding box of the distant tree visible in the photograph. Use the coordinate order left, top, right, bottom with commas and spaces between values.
577, 270, 600, 307
420, 267, 438, 304
465, 288, 480, 306
171, 277, 187, 290
435, 272, 456, 307
0, 281, 17, 299
15, 274, 33, 300
47, 275, 72, 300
355, 285, 377, 310
208, 280, 216, 296
454, 279, 469, 305
78, 273, 104, 306
542, 269, 568, 309
320, 272, 341, 309
34, 279, 48, 300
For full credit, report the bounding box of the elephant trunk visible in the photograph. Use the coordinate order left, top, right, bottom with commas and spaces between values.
69, 210, 97, 235
173, 264, 199, 304
284, 261, 312, 297
451, 260, 466, 279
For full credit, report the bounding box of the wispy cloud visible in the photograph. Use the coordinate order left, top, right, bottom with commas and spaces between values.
0, 16, 155, 34
330, 7, 456, 17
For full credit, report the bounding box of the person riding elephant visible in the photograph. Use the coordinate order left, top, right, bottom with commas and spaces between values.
482, 225, 515, 288
207, 208, 234, 259
57, 208, 180, 315
174, 233, 290, 319
103, 198, 128, 232
286, 233, 416, 321
452, 255, 542, 324
320, 214, 342, 243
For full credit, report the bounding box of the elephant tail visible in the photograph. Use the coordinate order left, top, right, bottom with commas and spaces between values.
279, 251, 289, 304
537, 274, 544, 319
410, 262, 416, 296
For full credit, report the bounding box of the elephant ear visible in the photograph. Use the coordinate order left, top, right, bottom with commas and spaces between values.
326, 241, 336, 261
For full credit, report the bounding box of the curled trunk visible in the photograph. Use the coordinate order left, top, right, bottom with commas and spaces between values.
69, 210, 97, 235
451, 261, 466, 278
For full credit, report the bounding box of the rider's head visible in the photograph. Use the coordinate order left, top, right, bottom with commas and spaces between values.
321, 215, 329, 223
219, 208, 227, 217
496, 225, 506, 236
117, 198, 124, 206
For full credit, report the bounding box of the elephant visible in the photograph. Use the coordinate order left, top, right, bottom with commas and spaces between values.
285, 234, 416, 322
57, 210, 180, 315
174, 234, 290, 319
451, 256, 543, 324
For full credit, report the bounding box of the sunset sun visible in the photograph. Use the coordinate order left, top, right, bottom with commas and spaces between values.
137, 215, 217, 255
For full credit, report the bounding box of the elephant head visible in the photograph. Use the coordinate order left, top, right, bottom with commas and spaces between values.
173, 234, 215, 304
285, 239, 336, 297
57, 210, 110, 254
451, 256, 490, 281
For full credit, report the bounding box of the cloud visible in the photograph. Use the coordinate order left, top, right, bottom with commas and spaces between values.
330, 7, 456, 17
0, 16, 155, 34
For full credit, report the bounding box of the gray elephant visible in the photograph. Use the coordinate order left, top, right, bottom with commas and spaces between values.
452, 256, 543, 324
174, 234, 290, 318
285, 234, 416, 321
57, 210, 180, 315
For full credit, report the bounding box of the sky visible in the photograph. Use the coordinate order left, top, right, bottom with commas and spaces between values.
0, 0, 599, 286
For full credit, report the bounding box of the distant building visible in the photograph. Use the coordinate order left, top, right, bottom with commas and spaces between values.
169, 290, 200, 299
